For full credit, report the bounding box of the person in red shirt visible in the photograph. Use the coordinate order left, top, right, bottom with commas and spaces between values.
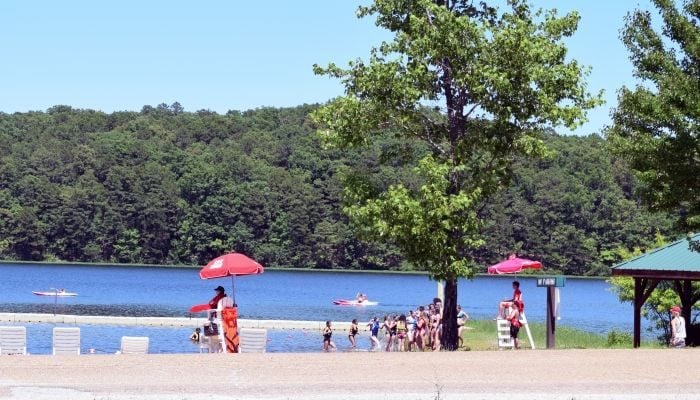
209, 286, 227, 310
508, 300, 522, 349
497, 281, 521, 319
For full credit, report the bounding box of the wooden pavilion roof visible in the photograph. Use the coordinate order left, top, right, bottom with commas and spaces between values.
611, 233, 700, 280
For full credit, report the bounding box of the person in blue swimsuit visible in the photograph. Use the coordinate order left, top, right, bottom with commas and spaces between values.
367, 317, 380, 351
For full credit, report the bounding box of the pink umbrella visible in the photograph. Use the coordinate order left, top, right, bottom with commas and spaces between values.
487, 254, 542, 275
199, 252, 264, 303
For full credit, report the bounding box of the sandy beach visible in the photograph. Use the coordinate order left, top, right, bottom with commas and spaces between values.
0, 349, 698, 400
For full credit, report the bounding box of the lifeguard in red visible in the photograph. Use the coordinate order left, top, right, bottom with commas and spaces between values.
209, 286, 227, 309
498, 281, 522, 318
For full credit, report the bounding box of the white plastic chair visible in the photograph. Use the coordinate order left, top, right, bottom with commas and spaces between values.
53, 327, 81, 355
119, 336, 149, 354
0, 326, 27, 355
239, 328, 267, 353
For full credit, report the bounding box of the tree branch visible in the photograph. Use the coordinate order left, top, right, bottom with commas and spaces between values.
419, 127, 447, 156
417, 114, 448, 156
464, 104, 478, 120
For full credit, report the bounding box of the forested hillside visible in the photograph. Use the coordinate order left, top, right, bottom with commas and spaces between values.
0, 104, 676, 274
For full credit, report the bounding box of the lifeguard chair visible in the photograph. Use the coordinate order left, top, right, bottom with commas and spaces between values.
496, 304, 535, 350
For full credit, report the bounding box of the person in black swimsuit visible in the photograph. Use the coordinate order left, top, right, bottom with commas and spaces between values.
385, 315, 398, 352
348, 319, 359, 349
323, 320, 336, 352
189, 327, 201, 343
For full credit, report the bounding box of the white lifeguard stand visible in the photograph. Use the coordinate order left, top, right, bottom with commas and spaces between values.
201, 298, 232, 354
496, 307, 535, 350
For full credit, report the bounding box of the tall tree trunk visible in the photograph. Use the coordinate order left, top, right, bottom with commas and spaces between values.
441, 277, 459, 350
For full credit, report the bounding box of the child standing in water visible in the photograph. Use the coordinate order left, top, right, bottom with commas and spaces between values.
367, 317, 380, 351
322, 320, 336, 352
189, 327, 201, 343
348, 319, 359, 349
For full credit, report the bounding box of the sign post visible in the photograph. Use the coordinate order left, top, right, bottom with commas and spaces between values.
537, 276, 566, 349
437, 280, 444, 303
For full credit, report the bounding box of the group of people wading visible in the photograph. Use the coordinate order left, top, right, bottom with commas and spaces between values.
193, 283, 526, 352
324, 297, 470, 352
325, 281, 524, 352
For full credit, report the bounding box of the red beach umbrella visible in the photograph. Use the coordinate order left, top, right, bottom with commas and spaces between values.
199, 252, 264, 303
200, 252, 264, 279
487, 254, 542, 275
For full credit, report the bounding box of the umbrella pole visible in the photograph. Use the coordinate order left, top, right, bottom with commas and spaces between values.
230, 275, 236, 305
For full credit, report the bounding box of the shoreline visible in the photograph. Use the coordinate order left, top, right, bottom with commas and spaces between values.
0, 349, 697, 400
0, 261, 609, 279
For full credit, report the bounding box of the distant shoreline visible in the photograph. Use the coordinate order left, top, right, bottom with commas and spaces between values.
0, 260, 607, 279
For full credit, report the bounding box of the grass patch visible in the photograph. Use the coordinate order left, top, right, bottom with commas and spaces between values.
461, 319, 663, 350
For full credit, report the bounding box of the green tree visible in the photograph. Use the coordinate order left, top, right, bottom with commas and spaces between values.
313, 0, 601, 349
113, 228, 142, 263
476, 133, 676, 275
1, 102, 674, 274
607, 0, 700, 249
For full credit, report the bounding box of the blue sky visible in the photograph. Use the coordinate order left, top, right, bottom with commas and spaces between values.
0, 0, 655, 135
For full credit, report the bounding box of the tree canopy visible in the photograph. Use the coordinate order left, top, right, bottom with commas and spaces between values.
0, 103, 675, 275
607, 0, 700, 249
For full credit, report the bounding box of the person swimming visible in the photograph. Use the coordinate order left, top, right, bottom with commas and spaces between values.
189, 327, 201, 343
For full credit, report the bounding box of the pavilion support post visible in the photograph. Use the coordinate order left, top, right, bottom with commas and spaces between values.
633, 278, 643, 348
673, 279, 694, 325
633, 278, 660, 348
682, 280, 692, 324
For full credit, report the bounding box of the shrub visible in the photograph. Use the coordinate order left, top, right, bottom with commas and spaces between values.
607, 329, 632, 347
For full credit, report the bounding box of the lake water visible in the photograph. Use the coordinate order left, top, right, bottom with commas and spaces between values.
0, 264, 640, 353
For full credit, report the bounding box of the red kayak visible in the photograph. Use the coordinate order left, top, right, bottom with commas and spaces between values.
333, 299, 378, 306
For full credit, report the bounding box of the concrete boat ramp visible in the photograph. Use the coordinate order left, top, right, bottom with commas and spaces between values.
0, 312, 358, 331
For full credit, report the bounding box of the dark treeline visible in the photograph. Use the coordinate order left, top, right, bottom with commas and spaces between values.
0, 103, 676, 274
